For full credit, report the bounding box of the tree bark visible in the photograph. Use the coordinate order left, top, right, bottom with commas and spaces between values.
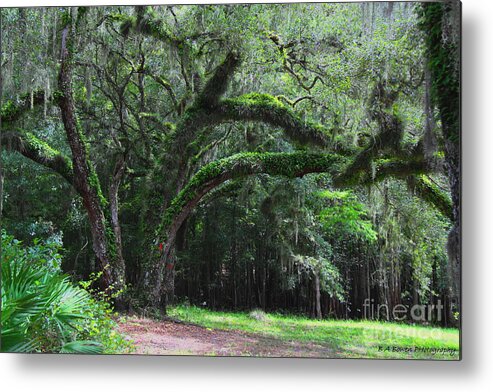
421, 1, 461, 326
314, 271, 322, 319
58, 13, 125, 296
108, 155, 127, 306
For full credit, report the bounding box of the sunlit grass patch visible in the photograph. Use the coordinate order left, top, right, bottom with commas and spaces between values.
168, 305, 460, 359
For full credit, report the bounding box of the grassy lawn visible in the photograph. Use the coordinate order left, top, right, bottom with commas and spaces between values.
168, 305, 460, 360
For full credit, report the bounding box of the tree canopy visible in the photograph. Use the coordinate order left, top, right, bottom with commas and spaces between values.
0, 2, 460, 325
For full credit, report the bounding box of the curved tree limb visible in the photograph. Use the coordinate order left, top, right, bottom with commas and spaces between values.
171, 91, 335, 188
117, 6, 181, 47
159, 151, 344, 257
149, 149, 449, 307
159, 151, 446, 264
1, 90, 46, 125
1, 131, 74, 186
333, 155, 432, 188
147, 151, 344, 305
276, 95, 314, 107
407, 174, 453, 221
217, 93, 331, 148
160, 51, 242, 157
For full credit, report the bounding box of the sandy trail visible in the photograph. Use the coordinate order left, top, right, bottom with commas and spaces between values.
118, 317, 338, 357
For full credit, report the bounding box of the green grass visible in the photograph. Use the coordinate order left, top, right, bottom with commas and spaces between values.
168, 305, 460, 360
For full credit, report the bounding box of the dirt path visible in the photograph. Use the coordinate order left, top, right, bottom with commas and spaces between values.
118, 317, 338, 357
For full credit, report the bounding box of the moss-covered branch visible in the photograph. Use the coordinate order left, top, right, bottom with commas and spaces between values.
334, 81, 406, 187
170, 91, 333, 167
174, 90, 333, 165
142, 69, 178, 110
160, 151, 343, 242
139, 52, 241, 168
0, 90, 46, 124
1, 131, 74, 185
155, 51, 329, 195
196, 51, 240, 108
407, 175, 453, 221
117, 6, 181, 47
217, 93, 331, 148
333, 156, 431, 188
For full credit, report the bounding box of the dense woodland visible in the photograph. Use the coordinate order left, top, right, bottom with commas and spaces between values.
0, 1, 460, 331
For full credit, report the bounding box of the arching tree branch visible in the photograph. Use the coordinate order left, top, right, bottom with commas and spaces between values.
276, 95, 314, 107
1, 131, 74, 186
217, 93, 331, 148
1, 90, 46, 125
159, 51, 329, 196
157, 51, 242, 159
333, 156, 432, 188
159, 151, 344, 254
407, 174, 453, 221
117, 6, 181, 47
333, 155, 451, 220
147, 151, 344, 305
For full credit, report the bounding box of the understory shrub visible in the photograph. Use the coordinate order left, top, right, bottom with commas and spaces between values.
1, 231, 133, 354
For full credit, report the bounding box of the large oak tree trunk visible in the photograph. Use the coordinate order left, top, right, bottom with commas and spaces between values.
421, 2, 461, 326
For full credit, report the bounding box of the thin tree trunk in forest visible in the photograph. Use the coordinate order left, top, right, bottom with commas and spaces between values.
314, 271, 322, 319
262, 262, 267, 310
108, 155, 127, 305
58, 11, 125, 296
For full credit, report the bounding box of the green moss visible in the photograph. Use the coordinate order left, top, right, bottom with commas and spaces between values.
158, 152, 342, 237
13, 131, 74, 184
221, 93, 331, 147
76, 7, 88, 22
231, 92, 284, 108
414, 175, 453, 220
418, 3, 460, 143
52, 90, 65, 103
104, 224, 118, 261
137, 7, 179, 44
167, 104, 211, 159
88, 163, 107, 207
196, 52, 240, 107
60, 10, 72, 28
71, 119, 108, 207
334, 155, 429, 188
119, 16, 136, 36
0, 100, 16, 119
1, 90, 45, 123
163, 122, 176, 132
24, 132, 60, 160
